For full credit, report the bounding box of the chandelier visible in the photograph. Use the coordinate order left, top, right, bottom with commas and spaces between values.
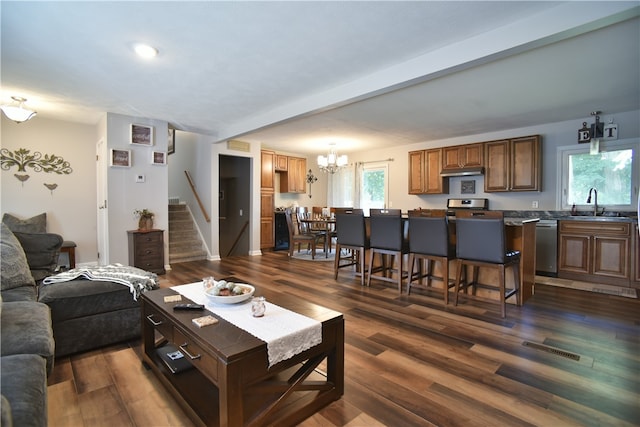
317, 144, 348, 174
0, 96, 37, 123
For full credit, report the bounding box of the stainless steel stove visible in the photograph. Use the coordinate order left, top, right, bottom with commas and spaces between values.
446, 198, 489, 216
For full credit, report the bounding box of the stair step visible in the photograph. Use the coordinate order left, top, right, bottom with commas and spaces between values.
170, 249, 208, 263
168, 203, 207, 264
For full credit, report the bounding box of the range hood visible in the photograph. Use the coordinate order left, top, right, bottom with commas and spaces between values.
440, 166, 485, 177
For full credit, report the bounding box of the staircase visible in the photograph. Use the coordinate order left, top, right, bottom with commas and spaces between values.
168, 204, 208, 264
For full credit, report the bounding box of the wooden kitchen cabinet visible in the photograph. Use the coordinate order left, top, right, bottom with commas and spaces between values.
260, 150, 275, 249
408, 148, 448, 194
279, 156, 307, 193
558, 220, 631, 286
275, 154, 288, 171
633, 223, 640, 288
261, 150, 275, 190
485, 135, 541, 192
128, 229, 165, 274
442, 143, 483, 171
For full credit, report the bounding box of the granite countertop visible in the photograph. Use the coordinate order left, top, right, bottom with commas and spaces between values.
556, 216, 637, 223
504, 218, 540, 226
502, 209, 637, 224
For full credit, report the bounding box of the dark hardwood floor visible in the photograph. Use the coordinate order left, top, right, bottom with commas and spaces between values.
48, 250, 640, 426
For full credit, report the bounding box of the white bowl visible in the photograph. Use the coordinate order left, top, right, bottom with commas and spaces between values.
204, 283, 255, 304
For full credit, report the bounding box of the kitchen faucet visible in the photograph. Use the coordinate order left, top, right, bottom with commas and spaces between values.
586, 187, 598, 216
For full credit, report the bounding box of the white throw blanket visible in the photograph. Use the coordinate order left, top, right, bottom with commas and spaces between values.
42, 264, 159, 300
173, 282, 322, 367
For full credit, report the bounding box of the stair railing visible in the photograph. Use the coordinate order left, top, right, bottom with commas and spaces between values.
227, 220, 249, 257
184, 171, 211, 223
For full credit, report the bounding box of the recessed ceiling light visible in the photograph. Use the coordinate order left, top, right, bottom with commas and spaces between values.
133, 43, 158, 59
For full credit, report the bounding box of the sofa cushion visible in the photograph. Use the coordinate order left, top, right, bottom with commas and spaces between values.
0, 286, 37, 302
0, 224, 35, 291
2, 213, 46, 233
38, 279, 139, 323
1, 301, 54, 374
13, 232, 63, 283
0, 354, 47, 427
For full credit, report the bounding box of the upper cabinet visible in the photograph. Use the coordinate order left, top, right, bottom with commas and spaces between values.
484, 135, 541, 192
408, 148, 448, 194
441, 143, 483, 171
260, 150, 275, 190
275, 154, 288, 172
279, 156, 307, 193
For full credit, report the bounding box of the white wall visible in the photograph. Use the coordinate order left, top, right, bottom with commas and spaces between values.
346, 110, 640, 212
1, 115, 99, 264
105, 113, 169, 266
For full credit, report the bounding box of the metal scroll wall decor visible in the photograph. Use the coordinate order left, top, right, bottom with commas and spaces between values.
306, 169, 318, 198
1, 148, 73, 190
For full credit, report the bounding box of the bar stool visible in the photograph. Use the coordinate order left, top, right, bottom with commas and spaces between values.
333, 209, 369, 286
366, 209, 409, 292
407, 209, 459, 304
453, 210, 520, 318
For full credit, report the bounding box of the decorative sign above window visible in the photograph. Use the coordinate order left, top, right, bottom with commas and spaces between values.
578, 111, 617, 143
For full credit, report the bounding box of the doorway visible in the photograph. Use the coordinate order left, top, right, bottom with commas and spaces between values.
218, 155, 251, 257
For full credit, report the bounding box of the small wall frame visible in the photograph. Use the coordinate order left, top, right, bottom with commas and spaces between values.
168, 128, 175, 155
152, 151, 167, 165
110, 149, 131, 167
130, 123, 154, 146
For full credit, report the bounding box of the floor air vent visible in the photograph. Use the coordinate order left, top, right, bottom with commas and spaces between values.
522, 341, 580, 361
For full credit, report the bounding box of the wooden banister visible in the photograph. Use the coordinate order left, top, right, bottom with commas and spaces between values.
184, 171, 211, 223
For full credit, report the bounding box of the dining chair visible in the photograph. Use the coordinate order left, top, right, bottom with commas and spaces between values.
407, 209, 460, 304
367, 209, 409, 292
285, 208, 322, 260
334, 209, 369, 286
296, 207, 328, 255
453, 210, 520, 318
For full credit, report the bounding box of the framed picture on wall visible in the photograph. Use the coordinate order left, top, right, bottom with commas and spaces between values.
110, 149, 131, 167
168, 128, 175, 155
152, 151, 167, 165
130, 123, 154, 146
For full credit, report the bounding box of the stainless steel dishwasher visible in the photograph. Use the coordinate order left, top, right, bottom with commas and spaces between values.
535, 219, 558, 276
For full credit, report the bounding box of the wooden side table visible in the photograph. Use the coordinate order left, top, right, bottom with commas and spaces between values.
60, 241, 77, 269
127, 229, 166, 275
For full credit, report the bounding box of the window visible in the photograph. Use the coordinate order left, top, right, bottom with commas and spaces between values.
558, 139, 639, 211
360, 163, 388, 215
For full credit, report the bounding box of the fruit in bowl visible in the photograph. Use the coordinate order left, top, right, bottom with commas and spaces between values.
205, 280, 255, 304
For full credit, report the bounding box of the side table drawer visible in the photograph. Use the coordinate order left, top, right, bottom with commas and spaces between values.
174, 328, 218, 383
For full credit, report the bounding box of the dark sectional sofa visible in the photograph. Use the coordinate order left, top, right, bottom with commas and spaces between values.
0, 219, 148, 427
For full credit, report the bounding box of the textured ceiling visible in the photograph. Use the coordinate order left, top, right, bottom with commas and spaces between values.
1, 1, 639, 155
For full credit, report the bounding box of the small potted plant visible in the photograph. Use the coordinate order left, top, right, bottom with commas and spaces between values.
134, 208, 154, 230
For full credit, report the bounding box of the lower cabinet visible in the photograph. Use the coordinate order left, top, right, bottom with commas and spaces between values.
633, 223, 640, 288
260, 190, 274, 249
558, 220, 631, 286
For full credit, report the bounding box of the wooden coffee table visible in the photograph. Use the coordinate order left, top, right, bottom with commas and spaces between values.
141, 282, 344, 427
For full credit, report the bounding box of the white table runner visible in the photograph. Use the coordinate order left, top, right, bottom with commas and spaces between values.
172, 283, 322, 367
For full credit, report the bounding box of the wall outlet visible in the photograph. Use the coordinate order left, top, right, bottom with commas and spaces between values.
532, 200, 539, 208
136, 174, 145, 183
